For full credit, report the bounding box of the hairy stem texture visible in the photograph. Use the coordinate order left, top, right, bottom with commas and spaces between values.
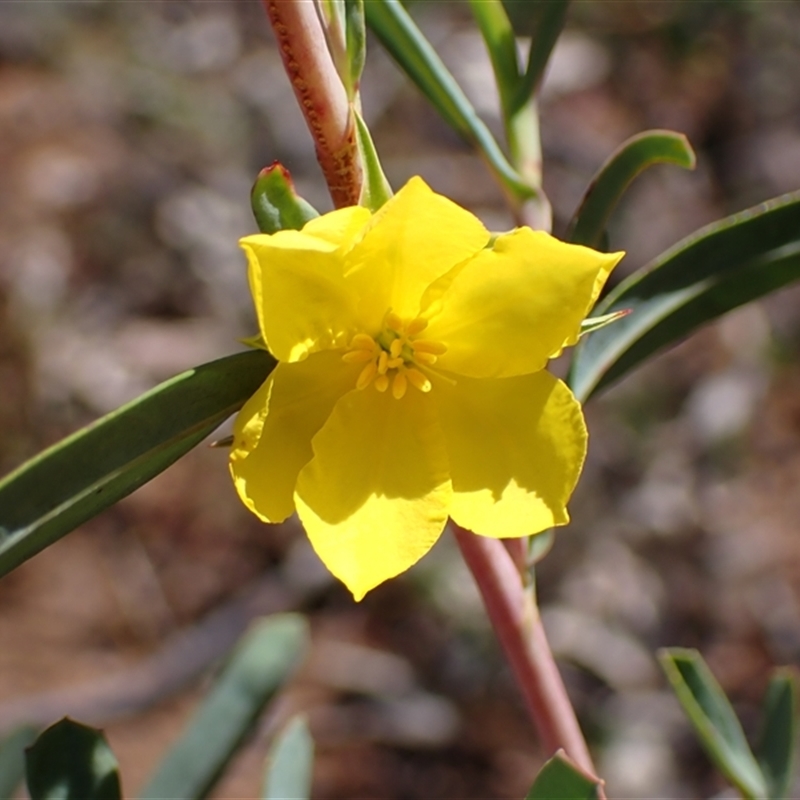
262, 0, 362, 207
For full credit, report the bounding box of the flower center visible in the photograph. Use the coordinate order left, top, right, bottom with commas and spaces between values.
342, 312, 447, 399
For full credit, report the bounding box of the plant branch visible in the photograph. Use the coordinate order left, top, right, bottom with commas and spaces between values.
453, 525, 602, 788
262, 0, 362, 207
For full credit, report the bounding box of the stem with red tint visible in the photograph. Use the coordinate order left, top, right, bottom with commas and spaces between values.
453, 525, 600, 781
261, 0, 362, 207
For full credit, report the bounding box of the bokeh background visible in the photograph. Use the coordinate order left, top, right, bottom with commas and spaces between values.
2, 1, 800, 797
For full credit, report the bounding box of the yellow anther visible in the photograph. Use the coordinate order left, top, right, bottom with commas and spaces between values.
343, 349, 375, 364
385, 311, 404, 332
357, 361, 377, 390
411, 339, 447, 355
413, 352, 438, 366
406, 367, 432, 393
348, 313, 444, 397
392, 371, 408, 400
377, 351, 389, 374
350, 333, 377, 351
406, 317, 428, 336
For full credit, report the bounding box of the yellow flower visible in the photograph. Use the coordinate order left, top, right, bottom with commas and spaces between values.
230, 177, 623, 600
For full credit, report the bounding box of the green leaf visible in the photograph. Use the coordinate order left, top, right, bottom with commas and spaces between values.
345, 0, 367, 94
514, 0, 570, 107
659, 649, 768, 800
355, 108, 393, 212
318, 0, 365, 100
467, 0, 546, 204
364, 0, 535, 204
0, 349, 275, 580
468, 0, 520, 117
263, 715, 314, 800
25, 719, 121, 800
568, 190, 800, 402
140, 614, 309, 800
251, 163, 320, 234
0, 725, 38, 800
525, 750, 601, 799
567, 130, 696, 249
757, 668, 798, 800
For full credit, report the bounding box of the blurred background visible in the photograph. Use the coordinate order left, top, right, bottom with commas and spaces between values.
2, 1, 800, 797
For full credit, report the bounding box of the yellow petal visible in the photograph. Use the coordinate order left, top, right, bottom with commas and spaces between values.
343, 177, 490, 332
424, 228, 623, 378
241, 224, 364, 362
302, 205, 372, 250
295, 386, 452, 600
229, 351, 358, 523
432, 370, 587, 537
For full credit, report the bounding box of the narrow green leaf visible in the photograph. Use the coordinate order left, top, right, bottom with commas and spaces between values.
263, 715, 314, 800
318, 0, 351, 97
355, 108, 393, 212
514, 0, 570, 106
468, 0, 520, 117
0, 725, 38, 800
660, 649, 768, 800
251, 163, 320, 234
26, 719, 121, 800
364, 0, 535, 203
140, 614, 308, 800
567, 130, 696, 249
319, 0, 365, 100
467, 0, 546, 200
345, 0, 367, 93
568, 190, 800, 402
0, 349, 275, 579
525, 750, 601, 799
757, 668, 798, 800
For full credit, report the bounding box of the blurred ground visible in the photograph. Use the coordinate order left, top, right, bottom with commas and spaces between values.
2, 1, 800, 798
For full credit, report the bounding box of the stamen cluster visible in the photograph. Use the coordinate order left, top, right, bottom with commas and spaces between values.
342, 312, 447, 399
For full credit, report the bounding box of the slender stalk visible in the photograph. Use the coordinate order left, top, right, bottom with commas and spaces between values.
262, 0, 362, 207
507, 99, 543, 194
453, 525, 602, 785
503, 97, 552, 232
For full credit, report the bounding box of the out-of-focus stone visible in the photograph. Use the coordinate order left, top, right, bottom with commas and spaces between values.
686, 367, 767, 445
542, 605, 659, 690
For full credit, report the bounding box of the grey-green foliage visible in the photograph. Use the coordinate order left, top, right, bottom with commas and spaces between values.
660, 649, 799, 800
757, 669, 798, 799
263, 715, 314, 800
0, 349, 274, 581
566, 130, 696, 249
0, 725, 38, 800
569, 191, 800, 402
139, 614, 309, 800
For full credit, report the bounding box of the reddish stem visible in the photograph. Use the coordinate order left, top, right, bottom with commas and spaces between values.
261, 0, 362, 207
453, 525, 601, 783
